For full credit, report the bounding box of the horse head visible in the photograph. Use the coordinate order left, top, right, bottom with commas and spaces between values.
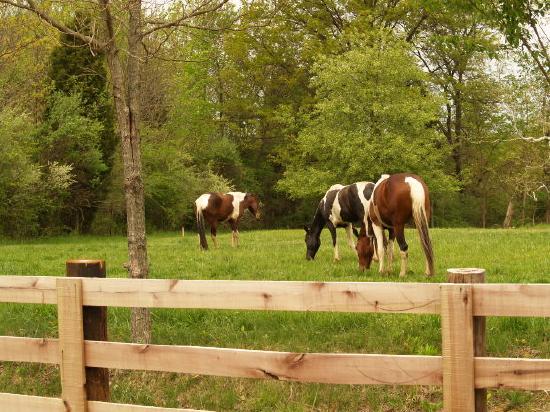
353, 225, 374, 271
245, 193, 261, 220
304, 225, 321, 260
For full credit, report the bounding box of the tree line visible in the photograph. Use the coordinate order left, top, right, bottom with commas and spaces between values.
1, 1, 548, 239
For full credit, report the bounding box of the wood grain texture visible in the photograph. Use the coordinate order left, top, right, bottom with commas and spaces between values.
57, 278, 88, 412
0, 336, 59, 363
84, 341, 443, 386
88, 401, 211, 412
475, 357, 550, 390
473, 284, 550, 317
0, 276, 441, 313
448, 268, 486, 412
3, 276, 550, 318
67, 260, 110, 402
3, 337, 550, 391
0, 276, 57, 304
441, 284, 475, 411
0, 393, 65, 411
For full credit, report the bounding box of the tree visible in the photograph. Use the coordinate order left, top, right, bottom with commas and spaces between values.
278, 33, 453, 199
0, 0, 232, 343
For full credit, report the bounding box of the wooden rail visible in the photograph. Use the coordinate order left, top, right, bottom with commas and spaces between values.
1, 272, 549, 411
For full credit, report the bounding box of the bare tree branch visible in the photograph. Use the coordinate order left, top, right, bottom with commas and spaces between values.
141, 0, 231, 37
0, 0, 107, 50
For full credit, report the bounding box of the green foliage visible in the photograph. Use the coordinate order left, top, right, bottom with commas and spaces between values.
279, 34, 454, 198
0, 110, 73, 236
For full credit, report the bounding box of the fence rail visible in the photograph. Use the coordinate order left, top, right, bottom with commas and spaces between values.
1, 268, 549, 411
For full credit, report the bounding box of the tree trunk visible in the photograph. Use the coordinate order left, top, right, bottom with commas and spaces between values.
452, 73, 463, 178
102, 0, 151, 343
481, 195, 487, 228
545, 198, 550, 224
503, 198, 514, 228
521, 190, 527, 226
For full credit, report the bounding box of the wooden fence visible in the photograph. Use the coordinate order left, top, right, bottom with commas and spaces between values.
0, 264, 549, 412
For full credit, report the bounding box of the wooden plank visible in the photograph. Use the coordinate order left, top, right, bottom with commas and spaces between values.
67, 260, 110, 402
0, 336, 59, 363
0, 276, 441, 313
475, 357, 550, 390
0, 392, 65, 411
3, 276, 550, 318
84, 340, 442, 386
441, 284, 475, 411
57, 278, 88, 412
79, 278, 441, 313
448, 268, 487, 412
473, 284, 550, 317
88, 401, 211, 412
0, 276, 57, 304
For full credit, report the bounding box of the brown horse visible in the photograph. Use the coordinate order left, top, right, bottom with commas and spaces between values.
359, 173, 434, 277
195, 192, 260, 250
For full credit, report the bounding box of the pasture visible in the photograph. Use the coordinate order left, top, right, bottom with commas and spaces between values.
1, 226, 549, 411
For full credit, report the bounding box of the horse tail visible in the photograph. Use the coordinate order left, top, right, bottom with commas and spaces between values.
406, 177, 434, 276
195, 200, 208, 250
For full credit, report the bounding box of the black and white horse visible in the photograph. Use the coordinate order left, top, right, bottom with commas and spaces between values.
304, 182, 375, 262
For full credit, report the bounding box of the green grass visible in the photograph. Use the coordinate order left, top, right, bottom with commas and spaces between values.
1, 226, 550, 411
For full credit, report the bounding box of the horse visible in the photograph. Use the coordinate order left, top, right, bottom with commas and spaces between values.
358, 173, 434, 277
195, 192, 260, 250
304, 182, 375, 263
352, 221, 376, 271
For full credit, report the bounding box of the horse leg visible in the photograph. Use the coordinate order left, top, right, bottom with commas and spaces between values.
326, 220, 340, 261
372, 223, 386, 274
210, 222, 218, 248
386, 228, 395, 272
229, 220, 239, 247
394, 224, 409, 277
345, 224, 355, 250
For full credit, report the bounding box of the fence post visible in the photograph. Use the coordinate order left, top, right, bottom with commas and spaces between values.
57, 277, 87, 412
444, 268, 486, 412
67, 260, 110, 402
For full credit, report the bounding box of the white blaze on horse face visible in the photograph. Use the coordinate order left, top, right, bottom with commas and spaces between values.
195, 193, 211, 211
227, 192, 247, 221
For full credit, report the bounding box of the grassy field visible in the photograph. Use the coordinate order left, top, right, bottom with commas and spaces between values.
1, 226, 549, 411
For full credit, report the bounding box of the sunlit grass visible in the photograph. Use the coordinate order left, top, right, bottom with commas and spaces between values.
1, 226, 549, 411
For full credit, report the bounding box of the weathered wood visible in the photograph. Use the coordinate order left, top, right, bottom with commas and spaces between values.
0, 336, 58, 363
88, 401, 210, 412
0, 393, 65, 411
448, 268, 486, 412
441, 284, 475, 411
57, 278, 88, 412
67, 260, 110, 402
473, 283, 550, 317
83, 340, 442, 386
475, 357, 550, 390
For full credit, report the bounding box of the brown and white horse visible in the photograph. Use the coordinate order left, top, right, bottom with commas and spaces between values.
359, 173, 434, 277
195, 192, 260, 250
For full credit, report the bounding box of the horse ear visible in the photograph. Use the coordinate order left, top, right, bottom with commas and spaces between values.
352, 227, 359, 238
303, 225, 310, 233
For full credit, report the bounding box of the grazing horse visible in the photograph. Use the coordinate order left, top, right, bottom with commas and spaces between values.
304, 182, 375, 262
195, 192, 260, 250
359, 173, 434, 277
